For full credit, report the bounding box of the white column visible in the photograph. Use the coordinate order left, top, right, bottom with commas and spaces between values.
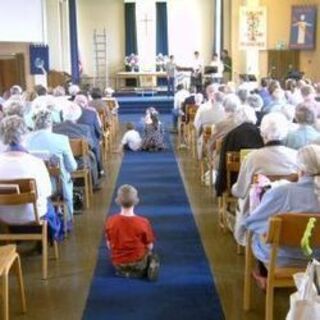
214, 0, 222, 55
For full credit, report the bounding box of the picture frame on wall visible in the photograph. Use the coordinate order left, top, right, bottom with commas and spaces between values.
289, 5, 317, 50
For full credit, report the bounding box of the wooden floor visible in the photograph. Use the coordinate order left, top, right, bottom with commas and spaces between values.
8, 132, 292, 320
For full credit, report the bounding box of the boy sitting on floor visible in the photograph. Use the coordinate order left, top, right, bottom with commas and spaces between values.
118, 122, 142, 152
105, 184, 160, 281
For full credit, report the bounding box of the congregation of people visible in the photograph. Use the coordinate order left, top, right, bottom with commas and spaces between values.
0, 83, 119, 238
172, 74, 320, 286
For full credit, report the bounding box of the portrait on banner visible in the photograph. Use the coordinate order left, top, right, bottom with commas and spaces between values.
289, 6, 317, 50
239, 6, 267, 50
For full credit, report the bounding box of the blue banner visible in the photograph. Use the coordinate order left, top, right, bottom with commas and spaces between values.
29, 44, 49, 75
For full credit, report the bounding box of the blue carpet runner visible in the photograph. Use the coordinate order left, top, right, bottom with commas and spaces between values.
82, 116, 224, 320
118, 96, 173, 114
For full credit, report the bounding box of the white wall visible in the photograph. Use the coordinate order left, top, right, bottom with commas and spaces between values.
77, 0, 125, 84
167, 0, 214, 66
0, 0, 45, 42
77, 0, 214, 83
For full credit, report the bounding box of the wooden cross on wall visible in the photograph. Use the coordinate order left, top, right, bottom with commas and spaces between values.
140, 13, 153, 36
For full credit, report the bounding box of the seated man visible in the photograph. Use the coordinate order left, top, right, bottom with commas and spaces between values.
74, 94, 104, 176
24, 110, 77, 225
105, 185, 159, 281
53, 101, 100, 189
243, 144, 320, 280
194, 84, 225, 159
231, 113, 299, 245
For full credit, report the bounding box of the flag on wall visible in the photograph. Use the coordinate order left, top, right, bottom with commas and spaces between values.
29, 44, 49, 75
289, 6, 317, 50
239, 6, 267, 50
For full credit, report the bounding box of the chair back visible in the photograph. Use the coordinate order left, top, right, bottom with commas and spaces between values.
203, 125, 212, 144
226, 152, 240, 192
186, 104, 198, 122
106, 99, 116, 111
69, 138, 89, 158
0, 178, 40, 224
265, 213, 320, 247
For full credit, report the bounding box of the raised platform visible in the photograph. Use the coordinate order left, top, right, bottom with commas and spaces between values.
118, 95, 173, 114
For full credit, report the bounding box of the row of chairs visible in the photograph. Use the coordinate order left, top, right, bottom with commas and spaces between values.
0, 100, 120, 319
177, 113, 317, 320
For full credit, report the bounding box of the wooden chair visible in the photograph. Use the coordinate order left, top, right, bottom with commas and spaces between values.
105, 99, 119, 139
0, 244, 26, 320
220, 151, 240, 231
199, 125, 213, 187
46, 162, 69, 234
185, 104, 198, 158
0, 179, 59, 280
244, 213, 320, 320
69, 139, 93, 209
98, 109, 111, 160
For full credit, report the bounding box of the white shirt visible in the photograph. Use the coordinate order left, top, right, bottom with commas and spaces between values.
174, 89, 190, 110
210, 60, 224, 78
194, 100, 225, 136
121, 130, 142, 151
0, 152, 52, 224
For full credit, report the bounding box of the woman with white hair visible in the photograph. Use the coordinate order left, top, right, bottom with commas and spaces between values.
231, 113, 299, 245
24, 110, 77, 226
215, 106, 264, 198
285, 104, 320, 150
243, 144, 320, 271
0, 115, 62, 239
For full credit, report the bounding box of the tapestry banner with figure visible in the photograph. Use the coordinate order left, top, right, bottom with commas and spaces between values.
289, 6, 317, 50
239, 6, 267, 50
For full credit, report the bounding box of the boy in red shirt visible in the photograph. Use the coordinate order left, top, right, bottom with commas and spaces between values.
105, 184, 159, 281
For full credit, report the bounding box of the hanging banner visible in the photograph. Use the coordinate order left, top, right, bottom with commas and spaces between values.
29, 44, 49, 75
289, 6, 317, 50
239, 6, 267, 50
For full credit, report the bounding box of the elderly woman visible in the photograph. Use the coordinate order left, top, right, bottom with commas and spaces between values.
231, 113, 299, 245
0, 116, 62, 238
263, 88, 287, 114
285, 104, 320, 150
24, 110, 77, 225
246, 94, 264, 126
210, 94, 242, 146
243, 144, 320, 271
215, 107, 264, 198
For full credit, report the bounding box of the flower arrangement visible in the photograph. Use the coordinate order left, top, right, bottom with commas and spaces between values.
156, 53, 168, 72
124, 53, 139, 72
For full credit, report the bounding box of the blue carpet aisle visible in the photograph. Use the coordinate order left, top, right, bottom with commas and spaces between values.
82, 115, 224, 320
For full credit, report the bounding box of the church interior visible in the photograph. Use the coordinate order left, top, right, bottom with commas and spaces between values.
1, 0, 320, 319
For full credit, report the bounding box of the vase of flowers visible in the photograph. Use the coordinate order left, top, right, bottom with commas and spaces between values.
125, 53, 139, 72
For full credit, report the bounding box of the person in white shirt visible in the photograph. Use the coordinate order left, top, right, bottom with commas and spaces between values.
172, 84, 189, 132
209, 53, 224, 83
120, 122, 142, 152
194, 84, 225, 159
191, 51, 203, 92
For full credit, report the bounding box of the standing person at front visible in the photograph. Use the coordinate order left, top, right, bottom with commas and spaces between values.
105, 185, 160, 281
191, 51, 203, 93
221, 49, 232, 82
166, 55, 176, 96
